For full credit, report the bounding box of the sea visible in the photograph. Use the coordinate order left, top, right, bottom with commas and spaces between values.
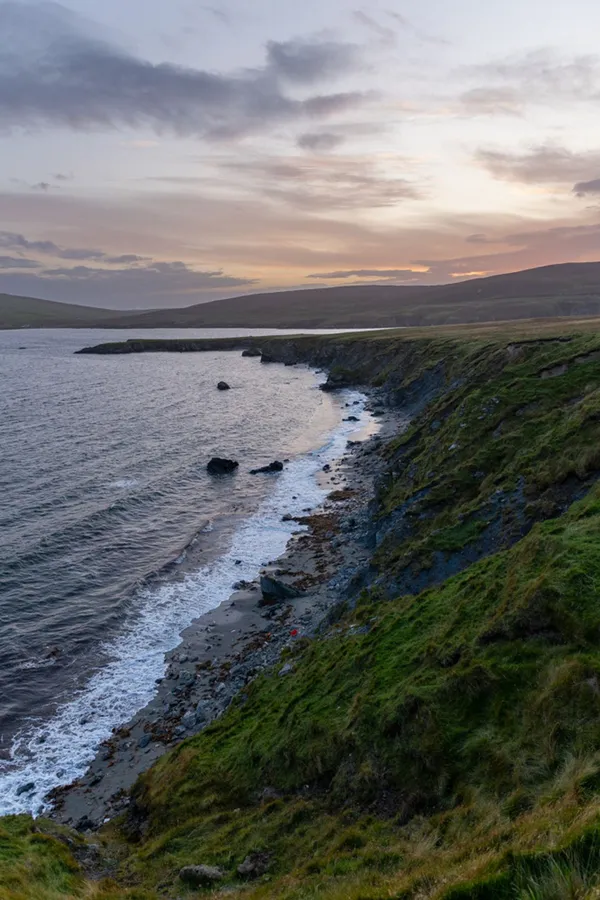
0, 328, 370, 816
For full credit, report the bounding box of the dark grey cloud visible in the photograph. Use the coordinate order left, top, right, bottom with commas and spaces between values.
307, 267, 417, 279
0, 255, 40, 269
265, 38, 360, 84
0, 231, 150, 263
0, 1, 369, 139
297, 132, 345, 152
53, 172, 72, 181
0, 260, 257, 308
476, 145, 600, 185
32, 181, 51, 191
574, 178, 600, 196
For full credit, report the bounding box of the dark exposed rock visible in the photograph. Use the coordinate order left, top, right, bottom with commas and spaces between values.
237, 852, 271, 879
260, 575, 302, 604
207, 457, 239, 475
179, 864, 224, 885
242, 347, 262, 357
260, 352, 277, 364
217, 381, 230, 391
344, 415, 359, 422
250, 461, 284, 475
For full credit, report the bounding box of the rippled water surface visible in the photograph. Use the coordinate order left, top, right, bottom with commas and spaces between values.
0, 328, 365, 812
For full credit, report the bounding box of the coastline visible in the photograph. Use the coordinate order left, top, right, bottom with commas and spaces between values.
49, 404, 404, 830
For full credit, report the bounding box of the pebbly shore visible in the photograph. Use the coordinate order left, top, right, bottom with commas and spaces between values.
49, 405, 407, 830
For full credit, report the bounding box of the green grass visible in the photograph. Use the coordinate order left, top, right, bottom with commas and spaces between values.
5, 328, 600, 899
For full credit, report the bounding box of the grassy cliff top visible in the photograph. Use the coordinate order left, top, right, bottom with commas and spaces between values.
4, 327, 600, 900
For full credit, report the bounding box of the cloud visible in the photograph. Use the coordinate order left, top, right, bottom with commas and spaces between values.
574, 178, 600, 196
32, 181, 51, 191
0, 255, 40, 269
353, 11, 396, 46
307, 267, 419, 279
0, 260, 257, 308
459, 49, 600, 114
202, 5, 230, 26
0, 1, 369, 139
0, 230, 151, 263
219, 154, 422, 210
476, 145, 600, 185
297, 132, 345, 152
265, 38, 361, 84
460, 87, 522, 116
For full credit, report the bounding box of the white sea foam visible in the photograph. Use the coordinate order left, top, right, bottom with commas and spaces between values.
109, 477, 139, 489
0, 391, 372, 816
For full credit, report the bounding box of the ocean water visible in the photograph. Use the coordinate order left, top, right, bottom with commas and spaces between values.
0, 328, 369, 815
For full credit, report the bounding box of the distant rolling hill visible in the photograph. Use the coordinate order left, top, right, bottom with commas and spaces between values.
5, 262, 600, 330
0, 293, 120, 329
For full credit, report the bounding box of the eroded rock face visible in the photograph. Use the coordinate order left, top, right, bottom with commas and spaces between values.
207, 457, 239, 475
179, 864, 224, 886
242, 347, 262, 357
259, 575, 302, 604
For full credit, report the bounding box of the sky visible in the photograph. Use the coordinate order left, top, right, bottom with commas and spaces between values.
2, 0, 600, 309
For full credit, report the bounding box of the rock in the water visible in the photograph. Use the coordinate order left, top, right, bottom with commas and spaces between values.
237, 852, 271, 879
250, 461, 284, 475
242, 347, 262, 357
344, 415, 359, 422
217, 381, 230, 391
207, 457, 239, 476
260, 353, 277, 364
16, 781, 35, 796
260, 575, 302, 604
179, 865, 224, 886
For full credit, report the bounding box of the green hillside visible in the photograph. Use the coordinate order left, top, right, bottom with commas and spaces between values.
0, 293, 119, 329
4, 326, 600, 900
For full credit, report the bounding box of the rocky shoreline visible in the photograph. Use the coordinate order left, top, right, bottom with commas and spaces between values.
49, 402, 406, 831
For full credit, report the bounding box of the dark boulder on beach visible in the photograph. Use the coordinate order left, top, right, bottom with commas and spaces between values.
242, 347, 262, 357
250, 460, 284, 475
217, 381, 230, 391
207, 457, 239, 475
260, 575, 302, 604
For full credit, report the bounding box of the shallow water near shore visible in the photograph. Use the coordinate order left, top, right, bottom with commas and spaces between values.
0, 328, 369, 815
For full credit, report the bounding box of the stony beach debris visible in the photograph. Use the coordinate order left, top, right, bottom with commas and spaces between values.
49, 422, 394, 830
206, 457, 239, 475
